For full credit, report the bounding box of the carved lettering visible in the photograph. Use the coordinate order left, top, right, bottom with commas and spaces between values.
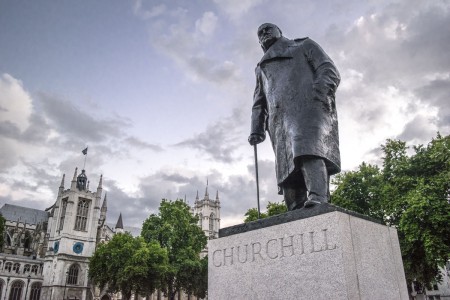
212, 249, 222, 267
237, 244, 249, 263
211, 228, 337, 268
252, 242, 264, 262
297, 233, 305, 255
223, 247, 234, 266
266, 239, 278, 259
309, 231, 324, 253
280, 235, 294, 257
322, 229, 337, 250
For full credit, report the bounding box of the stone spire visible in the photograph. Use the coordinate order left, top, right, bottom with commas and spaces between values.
71, 167, 78, 189
115, 213, 124, 233
204, 180, 209, 199
100, 193, 107, 220
58, 174, 65, 196
95, 174, 102, 195
97, 174, 103, 190
216, 190, 220, 202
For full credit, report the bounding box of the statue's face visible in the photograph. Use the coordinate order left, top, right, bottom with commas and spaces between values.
258, 23, 282, 50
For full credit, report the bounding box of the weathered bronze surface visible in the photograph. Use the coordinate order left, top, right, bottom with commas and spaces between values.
249, 23, 341, 210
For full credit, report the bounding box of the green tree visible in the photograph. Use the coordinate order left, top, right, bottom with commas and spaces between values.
141, 199, 208, 300
244, 201, 287, 222
331, 133, 450, 289
89, 233, 168, 300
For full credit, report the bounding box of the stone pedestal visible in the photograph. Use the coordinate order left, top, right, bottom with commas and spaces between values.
208, 204, 408, 300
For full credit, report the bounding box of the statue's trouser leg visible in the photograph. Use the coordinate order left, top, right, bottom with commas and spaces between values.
283, 186, 307, 211
299, 157, 329, 207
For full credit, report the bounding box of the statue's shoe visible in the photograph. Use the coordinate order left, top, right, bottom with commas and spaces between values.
304, 195, 326, 208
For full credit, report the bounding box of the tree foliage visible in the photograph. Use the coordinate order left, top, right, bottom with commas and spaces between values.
332, 133, 450, 289
141, 199, 208, 300
89, 233, 168, 300
244, 201, 287, 222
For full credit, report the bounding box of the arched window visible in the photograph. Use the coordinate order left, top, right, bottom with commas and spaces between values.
67, 264, 80, 285
59, 198, 68, 231
31, 265, 39, 275
12, 263, 20, 274
209, 213, 215, 233
29, 282, 42, 300
74, 198, 89, 231
101, 295, 111, 300
23, 264, 31, 274
8, 280, 24, 300
5, 262, 12, 272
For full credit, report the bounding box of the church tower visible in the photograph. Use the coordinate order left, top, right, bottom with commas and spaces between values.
192, 182, 221, 239
41, 168, 104, 300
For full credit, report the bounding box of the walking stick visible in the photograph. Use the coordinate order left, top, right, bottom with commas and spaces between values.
253, 144, 261, 219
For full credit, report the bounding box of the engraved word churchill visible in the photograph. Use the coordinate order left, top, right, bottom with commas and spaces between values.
212, 228, 336, 268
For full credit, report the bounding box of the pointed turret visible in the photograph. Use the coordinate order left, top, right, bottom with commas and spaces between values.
115, 213, 124, 233
71, 167, 78, 189
58, 174, 65, 196
195, 190, 199, 203
204, 180, 209, 199
96, 175, 103, 197
87, 180, 90, 191
116, 213, 123, 229
97, 174, 103, 190
100, 193, 107, 219
216, 190, 220, 202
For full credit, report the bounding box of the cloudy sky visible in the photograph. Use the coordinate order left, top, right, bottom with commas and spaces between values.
1, 0, 449, 229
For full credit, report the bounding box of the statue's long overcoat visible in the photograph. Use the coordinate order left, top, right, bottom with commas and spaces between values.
251, 37, 341, 189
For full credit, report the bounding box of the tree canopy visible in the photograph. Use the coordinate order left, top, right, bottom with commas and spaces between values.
141, 199, 208, 300
332, 133, 450, 290
244, 201, 287, 222
89, 232, 168, 300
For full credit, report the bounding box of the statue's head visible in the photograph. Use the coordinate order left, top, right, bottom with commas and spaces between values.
258, 23, 282, 52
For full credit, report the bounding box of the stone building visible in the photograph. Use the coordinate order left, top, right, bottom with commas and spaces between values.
191, 183, 221, 240
0, 168, 220, 300
0, 168, 119, 300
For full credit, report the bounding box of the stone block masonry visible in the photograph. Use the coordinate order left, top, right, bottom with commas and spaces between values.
208, 204, 409, 300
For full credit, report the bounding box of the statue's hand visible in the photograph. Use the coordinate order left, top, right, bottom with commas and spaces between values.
248, 134, 265, 145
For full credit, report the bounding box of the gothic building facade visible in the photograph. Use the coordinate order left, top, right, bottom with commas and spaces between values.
191, 184, 221, 241
0, 168, 221, 300
0, 168, 118, 300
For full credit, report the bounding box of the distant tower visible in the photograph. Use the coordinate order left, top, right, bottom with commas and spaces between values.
115, 213, 124, 234
192, 181, 221, 239
41, 168, 104, 300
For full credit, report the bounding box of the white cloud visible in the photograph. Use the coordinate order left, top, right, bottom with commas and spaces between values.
133, 0, 166, 20
0, 73, 32, 132
213, 0, 266, 19
195, 11, 218, 37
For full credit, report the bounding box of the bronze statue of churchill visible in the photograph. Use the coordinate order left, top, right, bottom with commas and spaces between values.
249, 23, 341, 210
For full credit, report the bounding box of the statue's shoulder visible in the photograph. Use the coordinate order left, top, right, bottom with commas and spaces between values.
293, 37, 309, 46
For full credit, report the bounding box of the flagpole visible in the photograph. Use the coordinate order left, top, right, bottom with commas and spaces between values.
82, 147, 88, 170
